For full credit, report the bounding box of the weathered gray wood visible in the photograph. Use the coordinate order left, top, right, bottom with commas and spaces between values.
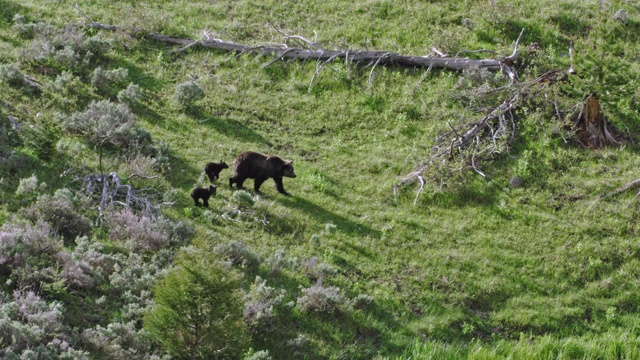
86, 22, 503, 71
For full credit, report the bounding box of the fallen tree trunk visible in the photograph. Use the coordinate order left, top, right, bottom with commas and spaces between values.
85, 21, 504, 71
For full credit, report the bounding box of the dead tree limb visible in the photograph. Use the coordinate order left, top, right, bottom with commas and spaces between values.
70, 170, 162, 225
398, 56, 596, 200
80, 21, 505, 71
603, 178, 640, 198
309, 53, 342, 93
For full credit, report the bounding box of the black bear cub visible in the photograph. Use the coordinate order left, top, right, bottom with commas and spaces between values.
191, 185, 216, 207
229, 151, 296, 195
204, 161, 229, 182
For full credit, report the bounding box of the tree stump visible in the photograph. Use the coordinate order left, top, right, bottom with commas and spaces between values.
574, 93, 620, 148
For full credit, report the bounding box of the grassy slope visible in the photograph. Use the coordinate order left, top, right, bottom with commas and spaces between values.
2, 0, 640, 358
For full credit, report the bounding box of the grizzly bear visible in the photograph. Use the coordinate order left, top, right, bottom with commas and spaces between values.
204, 161, 229, 182
191, 185, 216, 207
229, 151, 296, 195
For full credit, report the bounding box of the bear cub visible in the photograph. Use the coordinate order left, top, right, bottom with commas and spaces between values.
229, 151, 296, 195
204, 161, 229, 182
191, 185, 216, 207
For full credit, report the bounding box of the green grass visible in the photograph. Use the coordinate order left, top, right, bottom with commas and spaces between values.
2, 0, 640, 358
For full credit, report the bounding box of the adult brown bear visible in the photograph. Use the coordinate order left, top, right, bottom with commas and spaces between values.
229, 151, 296, 195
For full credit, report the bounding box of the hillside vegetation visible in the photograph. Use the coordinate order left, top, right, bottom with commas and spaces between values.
1, 0, 640, 358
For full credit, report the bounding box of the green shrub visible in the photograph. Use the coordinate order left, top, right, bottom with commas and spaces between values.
296, 283, 348, 314
231, 190, 256, 208
21, 191, 92, 242
264, 249, 297, 275
91, 67, 129, 88
15, 174, 45, 197
0, 64, 24, 87
0, 289, 89, 358
173, 80, 205, 106
0, 110, 21, 153
245, 350, 273, 360
19, 116, 61, 161
104, 209, 164, 252
301, 257, 337, 281
215, 241, 262, 270
243, 276, 287, 333
63, 100, 136, 148
19, 21, 111, 71
145, 261, 249, 359
117, 83, 144, 105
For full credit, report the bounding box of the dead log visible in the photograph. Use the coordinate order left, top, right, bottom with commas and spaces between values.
82, 21, 505, 72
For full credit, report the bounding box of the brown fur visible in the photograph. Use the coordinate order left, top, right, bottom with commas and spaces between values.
204, 161, 229, 182
191, 185, 216, 207
229, 151, 296, 195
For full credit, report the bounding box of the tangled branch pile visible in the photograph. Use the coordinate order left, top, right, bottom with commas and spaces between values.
399, 44, 621, 202
72, 171, 162, 224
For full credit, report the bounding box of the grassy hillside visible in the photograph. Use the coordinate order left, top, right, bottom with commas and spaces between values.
1, 0, 640, 358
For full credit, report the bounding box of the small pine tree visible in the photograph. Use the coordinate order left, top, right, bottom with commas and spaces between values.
144, 259, 249, 359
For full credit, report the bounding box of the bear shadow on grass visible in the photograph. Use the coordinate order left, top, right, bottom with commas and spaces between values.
202, 116, 270, 145
279, 196, 382, 241
161, 153, 203, 205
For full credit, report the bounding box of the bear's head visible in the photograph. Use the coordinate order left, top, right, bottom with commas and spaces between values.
208, 185, 217, 195
282, 160, 296, 178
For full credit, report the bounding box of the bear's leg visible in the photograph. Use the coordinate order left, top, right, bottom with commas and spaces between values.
254, 177, 267, 193
192, 196, 200, 206
232, 176, 246, 189
230, 176, 247, 189
273, 177, 289, 195
203, 197, 209, 207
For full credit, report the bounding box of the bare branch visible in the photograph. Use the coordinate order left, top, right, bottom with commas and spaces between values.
308, 52, 343, 93
568, 42, 576, 74
505, 28, 525, 61
234, 46, 265, 59
414, 176, 425, 206
368, 52, 391, 88
126, 173, 160, 180
168, 40, 202, 54
73, 3, 95, 24
263, 48, 298, 67
604, 178, 640, 198
432, 47, 448, 57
